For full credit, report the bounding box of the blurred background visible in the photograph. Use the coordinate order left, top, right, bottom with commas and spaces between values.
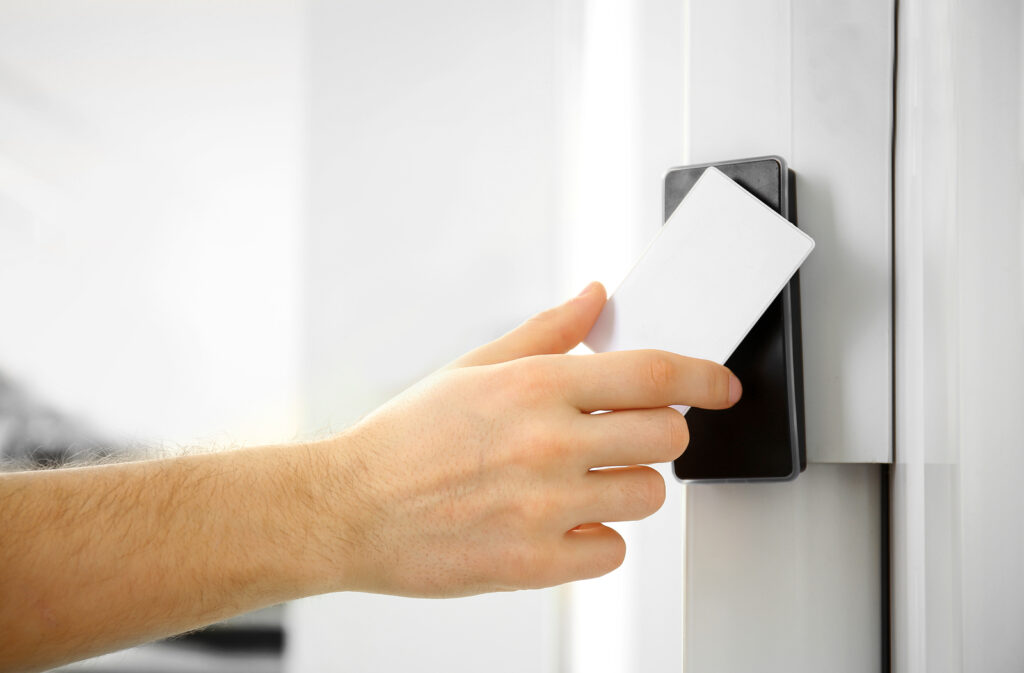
7, 2, 1024, 672
0, 1, 686, 671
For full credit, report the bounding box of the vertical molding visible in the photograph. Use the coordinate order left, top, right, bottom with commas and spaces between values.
893, 2, 1024, 671
891, 1, 964, 671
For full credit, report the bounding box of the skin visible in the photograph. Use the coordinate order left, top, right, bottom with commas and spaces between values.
0, 282, 740, 672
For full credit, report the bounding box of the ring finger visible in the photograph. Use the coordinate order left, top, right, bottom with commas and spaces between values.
573, 407, 689, 468
560, 465, 667, 529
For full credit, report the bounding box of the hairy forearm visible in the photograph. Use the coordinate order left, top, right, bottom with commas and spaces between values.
0, 283, 738, 671
0, 439, 354, 672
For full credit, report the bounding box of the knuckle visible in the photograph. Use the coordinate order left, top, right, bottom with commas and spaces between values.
646, 352, 676, 393
663, 410, 690, 460
514, 422, 561, 466
639, 468, 667, 514
509, 356, 561, 403
602, 532, 627, 574
519, 491, 557, 524
583, 529, 627, 580
623, 467, 666, 516
710, 365, 733, 406
525, 309, 575, 350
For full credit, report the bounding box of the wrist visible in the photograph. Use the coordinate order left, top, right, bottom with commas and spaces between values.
271, 432, 371, 596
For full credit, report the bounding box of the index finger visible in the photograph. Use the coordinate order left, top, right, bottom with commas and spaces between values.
554, 349, 741, 412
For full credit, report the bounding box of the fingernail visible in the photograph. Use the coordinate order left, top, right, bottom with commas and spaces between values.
576, 281, 599, 298
728, 373, 743, 405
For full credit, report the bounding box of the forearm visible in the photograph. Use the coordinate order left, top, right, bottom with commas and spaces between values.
0, 439, 353, 672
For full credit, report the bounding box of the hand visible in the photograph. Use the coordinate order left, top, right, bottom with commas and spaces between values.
322, 282, 741, 598
0, 282, 741, 672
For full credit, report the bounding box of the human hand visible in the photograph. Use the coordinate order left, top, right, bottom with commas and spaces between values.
320, 282, 741, 597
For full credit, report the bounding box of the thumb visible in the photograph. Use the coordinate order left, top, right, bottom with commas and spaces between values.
447, 281, 607, 369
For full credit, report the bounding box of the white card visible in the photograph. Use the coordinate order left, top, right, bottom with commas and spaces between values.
583, 166, 814, 408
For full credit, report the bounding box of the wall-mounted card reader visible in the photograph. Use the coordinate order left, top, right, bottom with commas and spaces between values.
666, 156, 806, 482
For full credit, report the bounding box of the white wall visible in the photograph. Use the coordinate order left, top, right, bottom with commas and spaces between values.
0, 1, 305, 447
286, 2, 564, 670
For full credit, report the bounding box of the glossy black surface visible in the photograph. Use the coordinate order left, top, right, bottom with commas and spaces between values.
666, 157, 806, 482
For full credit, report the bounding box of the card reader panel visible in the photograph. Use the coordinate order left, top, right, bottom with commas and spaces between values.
666, 156, 807, 482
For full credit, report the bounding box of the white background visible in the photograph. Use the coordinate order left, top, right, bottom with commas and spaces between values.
0, 1, 305, 449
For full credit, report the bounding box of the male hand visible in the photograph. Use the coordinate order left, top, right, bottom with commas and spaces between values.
325, 282, 742, 597
0, 282, 741, 672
